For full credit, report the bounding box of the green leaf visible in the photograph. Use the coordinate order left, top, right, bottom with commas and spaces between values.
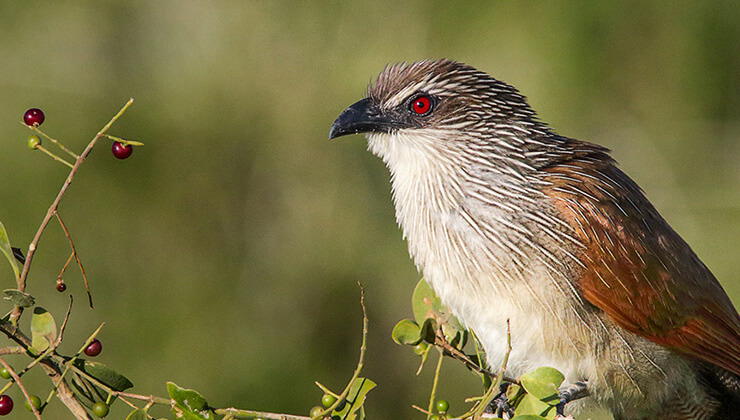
167, 382, 215, 420
419, 317, 437, 343
0, 222, 19, 281
519, 367, 564, 403
332, 377, 376, 419
30, 307, 57, 352
391, 319, 422, 345
126, 409, 149, 420
506, 383, 524, 406
73, 360, 134, 392
3, 289, 34, 307
411, 279, 467, 343
412, 278, 443, 323
511, 415, 548, 420
514, 394, 553, 417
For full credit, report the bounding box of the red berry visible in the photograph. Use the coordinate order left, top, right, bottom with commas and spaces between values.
111, 142, 133, 159
84, 338, 102, 357
0, 395, 13, 415
23, 108, 45, 126
56, 282, 67, 292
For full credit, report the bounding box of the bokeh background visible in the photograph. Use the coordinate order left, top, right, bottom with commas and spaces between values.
0, 2, 739, 419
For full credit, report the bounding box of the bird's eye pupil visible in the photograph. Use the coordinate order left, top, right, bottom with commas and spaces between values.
411, 95, 432, 115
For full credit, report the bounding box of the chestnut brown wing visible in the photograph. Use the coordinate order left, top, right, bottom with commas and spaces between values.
545, 157, 740, 375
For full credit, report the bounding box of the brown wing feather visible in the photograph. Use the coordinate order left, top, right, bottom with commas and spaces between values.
543, 142, 740, 375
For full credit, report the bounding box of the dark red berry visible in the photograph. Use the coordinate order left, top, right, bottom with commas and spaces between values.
84, 338, 102, 357
56, 282, 67, 292
0, 395, 13, 415
23, 108, 45, 126
111, 142, 133, 159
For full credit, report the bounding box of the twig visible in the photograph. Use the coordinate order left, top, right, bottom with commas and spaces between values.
0, 356, 42, 419
15, 98, 134, 323
34, 144, 75, 168
58, 251, 75, 283
312, 282, 369, 419
0, 346, 25, 355
55, 212, 93, 307
427, 348, 444, 419
215, 407, 311, 420
26, 125, 79, 159
464, 320, 513, 418
433, 328, 517, 384
54, 296, 74, 347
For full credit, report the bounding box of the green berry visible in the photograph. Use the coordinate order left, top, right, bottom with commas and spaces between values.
25, 395, 41, 411
429, 415, 440, 420
92, 401, 109, 418
0, 368, 10, 380
436, 399, 449, 413
309, 405, 323, 417
413, 342, 429, 356
321, 393, 337, 408
27, 135, 41, 149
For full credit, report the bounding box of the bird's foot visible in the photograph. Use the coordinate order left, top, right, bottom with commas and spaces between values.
555, 381, 589, 416
484, 382, 515, 419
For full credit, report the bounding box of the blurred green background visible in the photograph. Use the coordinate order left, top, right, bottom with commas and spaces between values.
0, 2, 738, 419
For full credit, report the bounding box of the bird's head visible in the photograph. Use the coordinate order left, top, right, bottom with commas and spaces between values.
329, 59, 545, 142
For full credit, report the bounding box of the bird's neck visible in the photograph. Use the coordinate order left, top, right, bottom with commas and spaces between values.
367, 128, 580, 288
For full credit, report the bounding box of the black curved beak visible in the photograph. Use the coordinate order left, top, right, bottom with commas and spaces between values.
329, 98, 393, 139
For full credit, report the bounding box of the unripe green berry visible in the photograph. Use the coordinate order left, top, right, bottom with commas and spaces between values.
413, 342, 429, 356
430, 415, 441, 420
92, 401, 109, 418
436, 399, 450, 413
321, 393, 337, 408
309, 405, 323, 417
0, 367, 10, 380
27, 135, 41, 149
25, 395, 41, 411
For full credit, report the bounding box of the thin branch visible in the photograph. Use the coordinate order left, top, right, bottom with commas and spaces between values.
312, 282, 369, 419
55, 212, 93, 307
26, 125, 79, 159
58, 251, 75, 283
427, 348, 444, 420
433, 328, 517, 385
0, 356, 41, 419
0, 346, 25, 355
13, 98, 133, 323
34, 144, 75, 168
54, 296, 74, 347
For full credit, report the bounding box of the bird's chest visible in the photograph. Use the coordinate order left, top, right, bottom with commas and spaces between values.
396, 185, 589, 379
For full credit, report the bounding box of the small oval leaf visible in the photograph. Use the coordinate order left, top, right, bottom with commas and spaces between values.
3, 289, 35, 307
331, 377, 376, 419
167, 382, 215, 420
514, 394, 552, 416
412, 279, 442, 323
520, 367, 564, 402
31, 307, 57, 352
73, 360, 133, 392
391, 319, 422, 345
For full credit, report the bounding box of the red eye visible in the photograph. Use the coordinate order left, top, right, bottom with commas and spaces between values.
411, 95, 433, 115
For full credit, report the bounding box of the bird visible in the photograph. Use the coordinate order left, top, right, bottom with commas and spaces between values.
329, 59, 740, 419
